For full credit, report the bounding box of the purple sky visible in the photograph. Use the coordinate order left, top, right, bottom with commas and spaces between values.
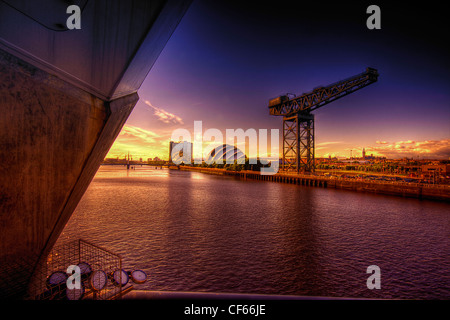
108, 1, 450, 160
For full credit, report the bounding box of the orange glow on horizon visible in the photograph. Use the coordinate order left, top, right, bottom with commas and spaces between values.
106, 124, 450, 161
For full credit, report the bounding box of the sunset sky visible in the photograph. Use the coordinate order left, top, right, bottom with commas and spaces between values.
106, 1, 450, 161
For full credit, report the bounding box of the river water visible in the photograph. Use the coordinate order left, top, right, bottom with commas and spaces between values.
56, 165, 450, 299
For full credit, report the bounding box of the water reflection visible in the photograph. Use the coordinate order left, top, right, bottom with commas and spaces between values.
57, 165, 450, 299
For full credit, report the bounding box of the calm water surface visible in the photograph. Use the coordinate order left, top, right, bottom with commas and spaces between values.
57, 166, 450, 299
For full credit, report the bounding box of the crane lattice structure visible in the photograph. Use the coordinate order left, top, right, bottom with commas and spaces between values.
268, 67, 379, 173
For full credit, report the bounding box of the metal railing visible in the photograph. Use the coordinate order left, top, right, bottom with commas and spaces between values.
27, 239, 126, 300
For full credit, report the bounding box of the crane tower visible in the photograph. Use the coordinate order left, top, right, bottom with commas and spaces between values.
268, 67, 379, 173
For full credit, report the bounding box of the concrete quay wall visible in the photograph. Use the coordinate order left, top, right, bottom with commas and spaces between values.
176, 166, 450, 202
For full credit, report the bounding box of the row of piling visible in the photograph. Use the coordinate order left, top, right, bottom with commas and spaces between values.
238, 171, 328, 188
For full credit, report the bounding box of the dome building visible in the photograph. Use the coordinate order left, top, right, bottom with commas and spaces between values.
206, 144, 246, 164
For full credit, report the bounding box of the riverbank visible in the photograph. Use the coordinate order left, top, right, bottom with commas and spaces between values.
173, 166, 450, 202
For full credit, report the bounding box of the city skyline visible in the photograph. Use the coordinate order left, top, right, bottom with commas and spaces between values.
106, 1, 450, 161
106, 129, 450, 162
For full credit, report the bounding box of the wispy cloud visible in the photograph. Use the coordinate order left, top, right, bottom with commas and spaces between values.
316, 141, 343, 146
118, 125, 159, 145
316, 141, 344, 151
144, 100, 184, 125
106, 124, 169, 160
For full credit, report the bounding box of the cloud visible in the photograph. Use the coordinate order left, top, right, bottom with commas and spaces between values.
118, 125, 159, 145
317, 139, 450, 159
316, 141, 343, 146
368, 139, 450, 159
106, 124, 169, 160
144, 100, 184, 125
315, 141, 345, 154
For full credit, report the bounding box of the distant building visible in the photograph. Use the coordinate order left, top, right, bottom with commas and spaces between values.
362, 148, 366, 159
421, 164, 450, 177
169, 141, 193, 164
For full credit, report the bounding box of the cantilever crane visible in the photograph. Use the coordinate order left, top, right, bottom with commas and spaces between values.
268, 67, 379, 173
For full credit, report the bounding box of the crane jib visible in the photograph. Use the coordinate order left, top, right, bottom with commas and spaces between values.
268, 68, 378, 117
